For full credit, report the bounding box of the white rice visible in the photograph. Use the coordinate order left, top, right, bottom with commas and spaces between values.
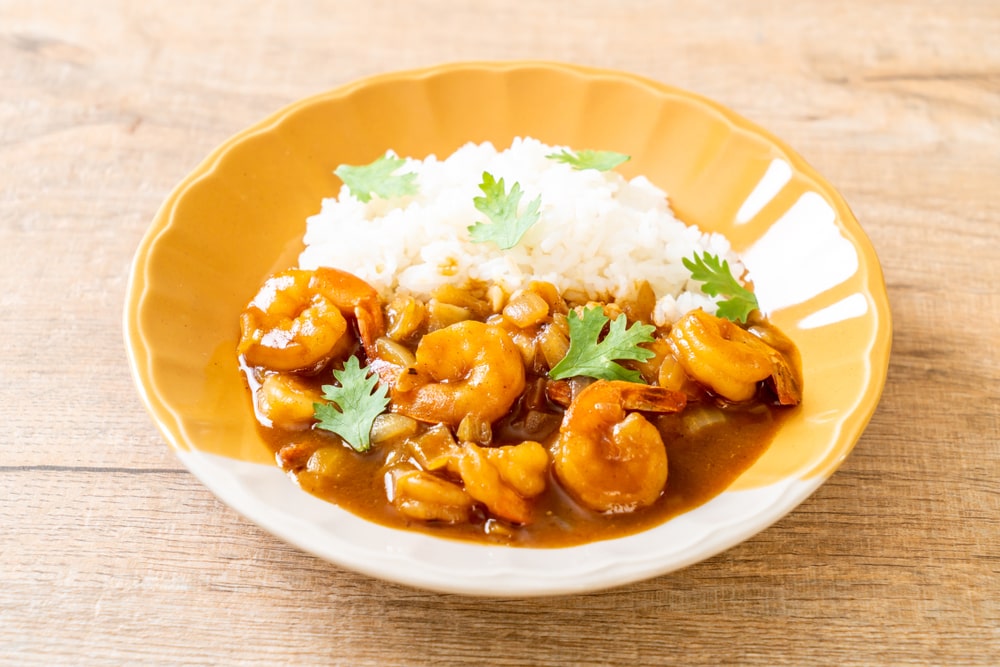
299, 137, 744, 326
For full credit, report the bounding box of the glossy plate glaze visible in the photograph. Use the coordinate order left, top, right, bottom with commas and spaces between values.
124, 61, 891, 596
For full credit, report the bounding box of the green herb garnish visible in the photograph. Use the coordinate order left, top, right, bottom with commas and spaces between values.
467, 171, 541, 250
313, 356, 390, 453
334, 153, 417, 203
546, 148, 630, 171
549, 307, 656, 383
683, 251, 759, 323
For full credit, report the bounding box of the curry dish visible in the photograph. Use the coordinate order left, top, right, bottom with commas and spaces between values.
236, 267, 801, 547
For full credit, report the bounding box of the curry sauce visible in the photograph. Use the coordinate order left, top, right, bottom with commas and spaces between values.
255, 388, 788, 547
239, 269, 801, 547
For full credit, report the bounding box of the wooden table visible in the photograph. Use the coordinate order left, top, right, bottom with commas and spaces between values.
2, 1, 997, 664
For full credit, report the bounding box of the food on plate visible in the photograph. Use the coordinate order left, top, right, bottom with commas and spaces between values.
237, 138, 802, 546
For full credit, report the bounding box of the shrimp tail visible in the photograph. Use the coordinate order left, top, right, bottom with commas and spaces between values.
767, 354, 803, 406
354, 306, 385, 361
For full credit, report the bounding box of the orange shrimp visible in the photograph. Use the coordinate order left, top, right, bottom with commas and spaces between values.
256, 372, 323, 429
238, 267, 385, 372
390, 320, 526, 427
456, 441, 549, 525
668, 309, 801, 404
553, 380, 686, 513
392, 469, 475, 523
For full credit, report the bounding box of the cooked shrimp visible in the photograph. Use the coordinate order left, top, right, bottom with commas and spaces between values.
238, 267, 385, 372
477, 440, 549, 498
668, 309, 801, 404
309, 267, 385, 357
392, 469, 474, 523
554, 380, 685, 513
390, 320, 526, 427
456, 441, 548, 524
257, 373, 322, 429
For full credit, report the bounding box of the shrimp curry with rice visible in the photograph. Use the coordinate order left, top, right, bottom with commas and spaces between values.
235, 142, 803, 547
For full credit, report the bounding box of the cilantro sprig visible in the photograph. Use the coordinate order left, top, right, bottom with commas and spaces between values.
313, 356, 390, 452
549, 307, 656, 383
334, 153, 418, 203
546, 148, 630, 172
467, 172, 541, 250
683, 251, 759, 323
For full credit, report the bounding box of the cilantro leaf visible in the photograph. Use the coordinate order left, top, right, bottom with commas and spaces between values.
468, 172, 541, 250
549, 307, 656, 382
313, 356, 390, 452
682, 251, 759, 323
546, 148, 630, 172
334, 153, 418, 203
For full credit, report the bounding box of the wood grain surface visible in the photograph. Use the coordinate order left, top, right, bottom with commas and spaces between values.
1, 1, 997, 664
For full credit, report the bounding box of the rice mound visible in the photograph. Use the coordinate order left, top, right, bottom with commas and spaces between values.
299, 137, 744, 326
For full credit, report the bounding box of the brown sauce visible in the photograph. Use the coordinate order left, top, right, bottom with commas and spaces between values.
252, 369, 791, 548
239, 271, 801, 548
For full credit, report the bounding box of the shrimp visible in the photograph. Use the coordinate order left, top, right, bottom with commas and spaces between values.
553, 380, 686, 513
257, 373, 322, 429
456, 441, 548, 525
667, 309, 801, 404
392, 469, 475, 523
238, 267, 385, 372
394, 439, 547, 525
390, 320, 526, 427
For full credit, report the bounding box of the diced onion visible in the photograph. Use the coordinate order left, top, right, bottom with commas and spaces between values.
370, 413, 420, 445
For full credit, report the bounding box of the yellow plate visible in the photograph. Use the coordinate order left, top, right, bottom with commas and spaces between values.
124, 61, 891, 596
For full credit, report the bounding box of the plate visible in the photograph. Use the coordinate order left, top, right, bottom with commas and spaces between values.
124, 61, 891, 596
